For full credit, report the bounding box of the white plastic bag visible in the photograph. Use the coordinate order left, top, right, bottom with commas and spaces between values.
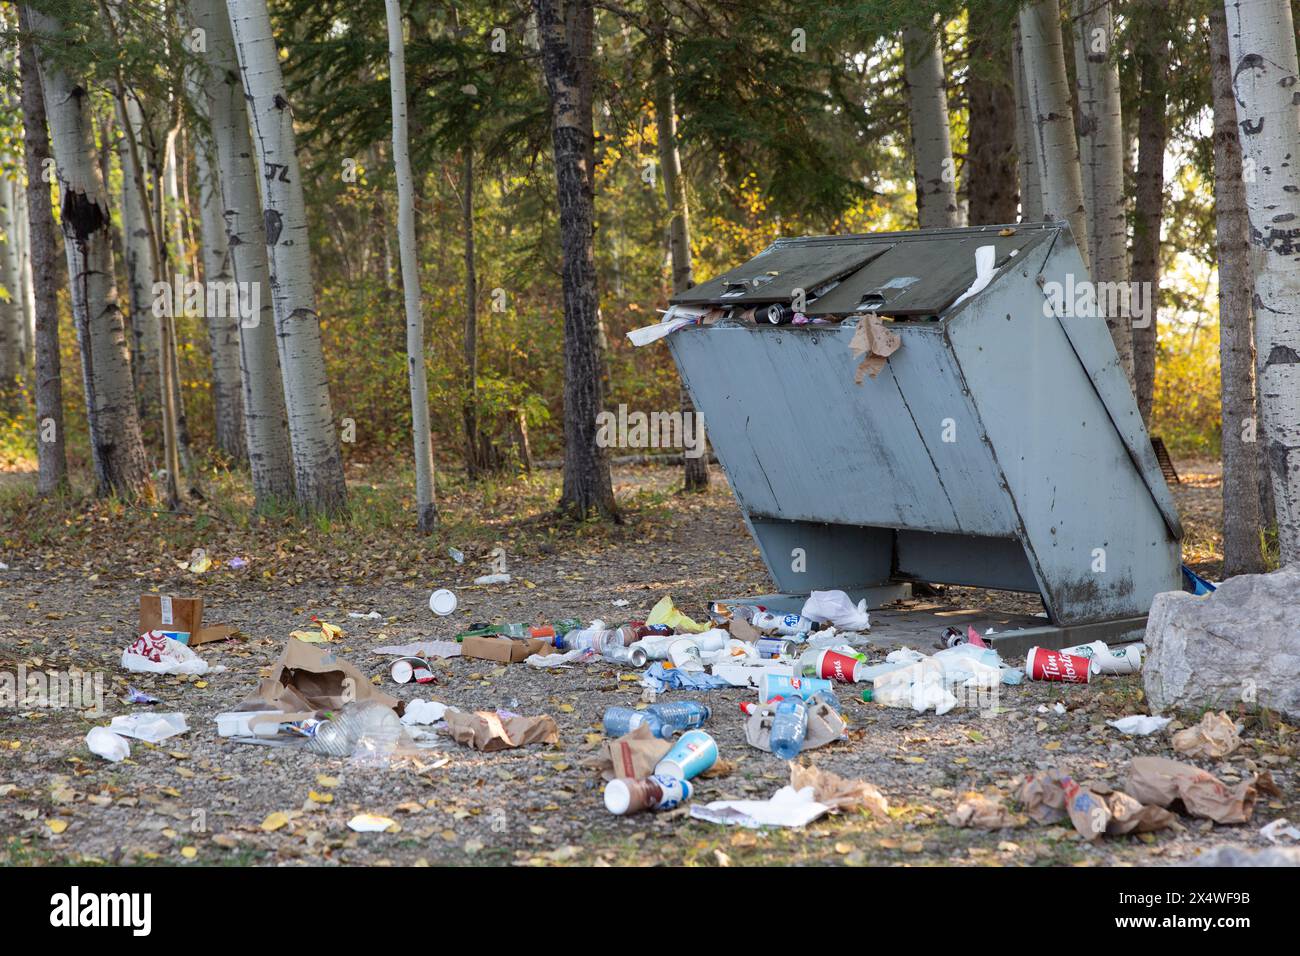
86, 727, 130, 762
800, 590, 871, 631
121, 631, 211, 676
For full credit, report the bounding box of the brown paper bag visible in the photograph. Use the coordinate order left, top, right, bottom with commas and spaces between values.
1126, 756, 1258, 825
790, 762, 889, 817
236, 637, 401, 714
445, 710, 559, 752
947, 793, 1026, 829
849, 314, 901, 383
591, 724, 673, 781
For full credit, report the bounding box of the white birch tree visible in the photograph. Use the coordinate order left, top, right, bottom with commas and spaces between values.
1223, 0, 1300, 561
227, 0, 347, 514
901, 22, 960, 229
383, 0, 437, 532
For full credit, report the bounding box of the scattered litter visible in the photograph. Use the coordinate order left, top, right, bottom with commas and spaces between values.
139, 594, 234, 646
448, 547, 465, 564
640, 662, 731, 692
947, 244, 996, 311
611, 599, 629, 607
800, 590, 871, 631
123, 686, 161, 705
526, 647, 593, 668
227, 557, 248, 569
473, 573, 511, 586
789, 762, 888, 816
626, 304, 706, 347
1181, 564, 1218, 594
1261, 819, 1300, 845
1107, 715, 1172, 736
1171, 711, 1241, 759
175, 550, 212, 574
591, 725, 673, 781
1058, 639, 1144, 675
108, 712, 189, 743
348, 611, 382, 620
348, 813, 397, 833
655, 730, 718, 780
429, 588, 458, 615
400, 700, 449, 725
1126, 756, 1260, 825
604, 775, 692, 815
692, 785, 831, 829
290, 617, 342, 643
122, 632, 213, 676
1024, 645, 1094, 683
390, 657, 436, 684
236, 637, 401, 714
86, 727, 130, 762
444, 710, 558, 752
646, 595, 708, 634
947, 793, 1026, 829
373, 640, 460, 659
744, 696, 844, 754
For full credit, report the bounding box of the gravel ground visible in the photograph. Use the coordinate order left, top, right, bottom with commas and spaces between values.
0, 460, 1293, 866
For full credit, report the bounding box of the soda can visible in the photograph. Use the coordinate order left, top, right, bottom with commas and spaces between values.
1025, 646, 1095, 683
755, 638, 793, 658
602, 644, 648, 667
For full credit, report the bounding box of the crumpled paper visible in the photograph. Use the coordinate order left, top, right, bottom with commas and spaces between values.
948, 793, 1027, 829
691, 785, 831, 829
789, 762, 889, 817
1171, 711, 1240, 759
1014, 772, 1174, 839
744, 698, 845, 753
444, 709, 558, 752
1126, 756, 1259, 825
1107, 715, 1173, 736
589, 724, 673, 781
848, 314, 901, 383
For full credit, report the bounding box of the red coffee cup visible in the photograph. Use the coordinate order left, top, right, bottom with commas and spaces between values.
1025, 646, 1095, 683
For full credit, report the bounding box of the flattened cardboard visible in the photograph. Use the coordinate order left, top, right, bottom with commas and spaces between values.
139, 594, 236, 646
461, 635, 555, 664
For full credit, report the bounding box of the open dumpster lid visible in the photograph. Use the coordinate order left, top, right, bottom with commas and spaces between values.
671, 224, 1052, 317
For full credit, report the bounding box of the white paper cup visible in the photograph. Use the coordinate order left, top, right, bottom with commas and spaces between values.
391, 659, 414, 684
429, 589, 458, 616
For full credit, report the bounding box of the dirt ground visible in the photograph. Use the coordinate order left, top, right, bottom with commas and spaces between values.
0, 457, 1293, 867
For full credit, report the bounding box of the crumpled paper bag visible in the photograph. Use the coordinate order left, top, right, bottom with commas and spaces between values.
1016, 771, 1071, 825
237, 637, 401, 714
744, 699, 845, 753
1126, 756, 1258, 825
1014, 773, 1174, 838
790, 762, 888, 817
948, 793, 1027, 829
848, 314, 901, 383
445, 710, 558, 752
589, 724, 673, 781
1171, 711, 1240, 759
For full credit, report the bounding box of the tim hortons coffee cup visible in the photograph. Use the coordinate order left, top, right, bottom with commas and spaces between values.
1024, 646, 1096, 683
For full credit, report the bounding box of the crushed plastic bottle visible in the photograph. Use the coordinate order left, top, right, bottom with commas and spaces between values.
307, 701, 402, 763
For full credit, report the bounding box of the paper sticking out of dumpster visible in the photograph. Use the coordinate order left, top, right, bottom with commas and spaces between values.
947, 244, 997, 312
627, 305, 709, 347
139, 594, 235, 646
236, 637, 401, 715
848, 314, 901, 383
444, 710, 559, 752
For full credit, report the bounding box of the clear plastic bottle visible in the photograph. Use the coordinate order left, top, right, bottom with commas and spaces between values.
560, 627, 622, 654
810, 690, 842, 715
648, 701, 710, 732
768, 698, 809, 760
602, 706, 671, 739
307, 701, 401, 761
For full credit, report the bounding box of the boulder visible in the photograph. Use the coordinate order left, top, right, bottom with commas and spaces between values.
1143, 564, 1300, 720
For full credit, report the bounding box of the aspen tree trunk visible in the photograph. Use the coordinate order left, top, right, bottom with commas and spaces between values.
651, 23, 708, 491
1012, 24, 1042, 221
17, 177, 35, 361
384, 0, 437, 532
1223, 0, 1300, 562
228, 0, 347, 514
1210, 5, 1266, 575
535, 0, 617, 520
188, 0, 294, 507
195, 137, 245, 460
29, 7, 149, 497
461, 146, 481, 477
1131, 7, 1168, 424
1018, 0, 1089, 269
120, 97, 161, 427
1071, 0, 1133, 383
901, 23, 960, 228
0, 176, 22, 403
18, 8, 67, 494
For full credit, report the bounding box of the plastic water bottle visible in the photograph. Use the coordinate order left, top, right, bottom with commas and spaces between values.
768, 698, 808, 760
648, 701, 710, 732
810, 690, 842, 715
560, 627, 621, 653
602, 706, 671, 739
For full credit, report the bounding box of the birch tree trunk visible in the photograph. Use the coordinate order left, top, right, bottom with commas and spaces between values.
227, 0, 347, 514
17, 178, 35, 361
18, 9, 67, 494
652, 24, 708, 491
120, 97, 161, 428
966, 23, 1019, 225
0, 175, 22, 404
1018, 0, 1089, 269
535, 0, 617, 520
195, 136, 245, 460
1224, 0, 1300, 562
384, 0, 437, 532
460, 146, 481, 477
188, 0, 294, 507
1131, 5, 1168, 424
1012, 24, 1042, 221
1072, 0, 1133, 384
29, 7, 149, 497
902, 23, 960, 228
1210, 5, 1267, 574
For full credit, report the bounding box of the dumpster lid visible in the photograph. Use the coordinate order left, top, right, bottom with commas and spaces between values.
670, 241, 891, 306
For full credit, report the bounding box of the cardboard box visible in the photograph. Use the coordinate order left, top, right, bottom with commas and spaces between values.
139, 594, 236, 646
461, 635, 555, 664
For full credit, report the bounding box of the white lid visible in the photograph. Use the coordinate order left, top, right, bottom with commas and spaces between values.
429, 589, 458, 616
391, 659, 414, 683
603, 779, 631, 815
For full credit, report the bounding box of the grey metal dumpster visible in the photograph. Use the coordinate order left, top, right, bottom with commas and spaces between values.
666, 221, 1182, 648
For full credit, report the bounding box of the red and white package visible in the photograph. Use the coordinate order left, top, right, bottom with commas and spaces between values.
1025, 646, 1095, 683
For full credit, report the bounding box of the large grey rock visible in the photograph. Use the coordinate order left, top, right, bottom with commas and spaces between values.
1192, 845, 1300, 867
1144, 564, 1300, 720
